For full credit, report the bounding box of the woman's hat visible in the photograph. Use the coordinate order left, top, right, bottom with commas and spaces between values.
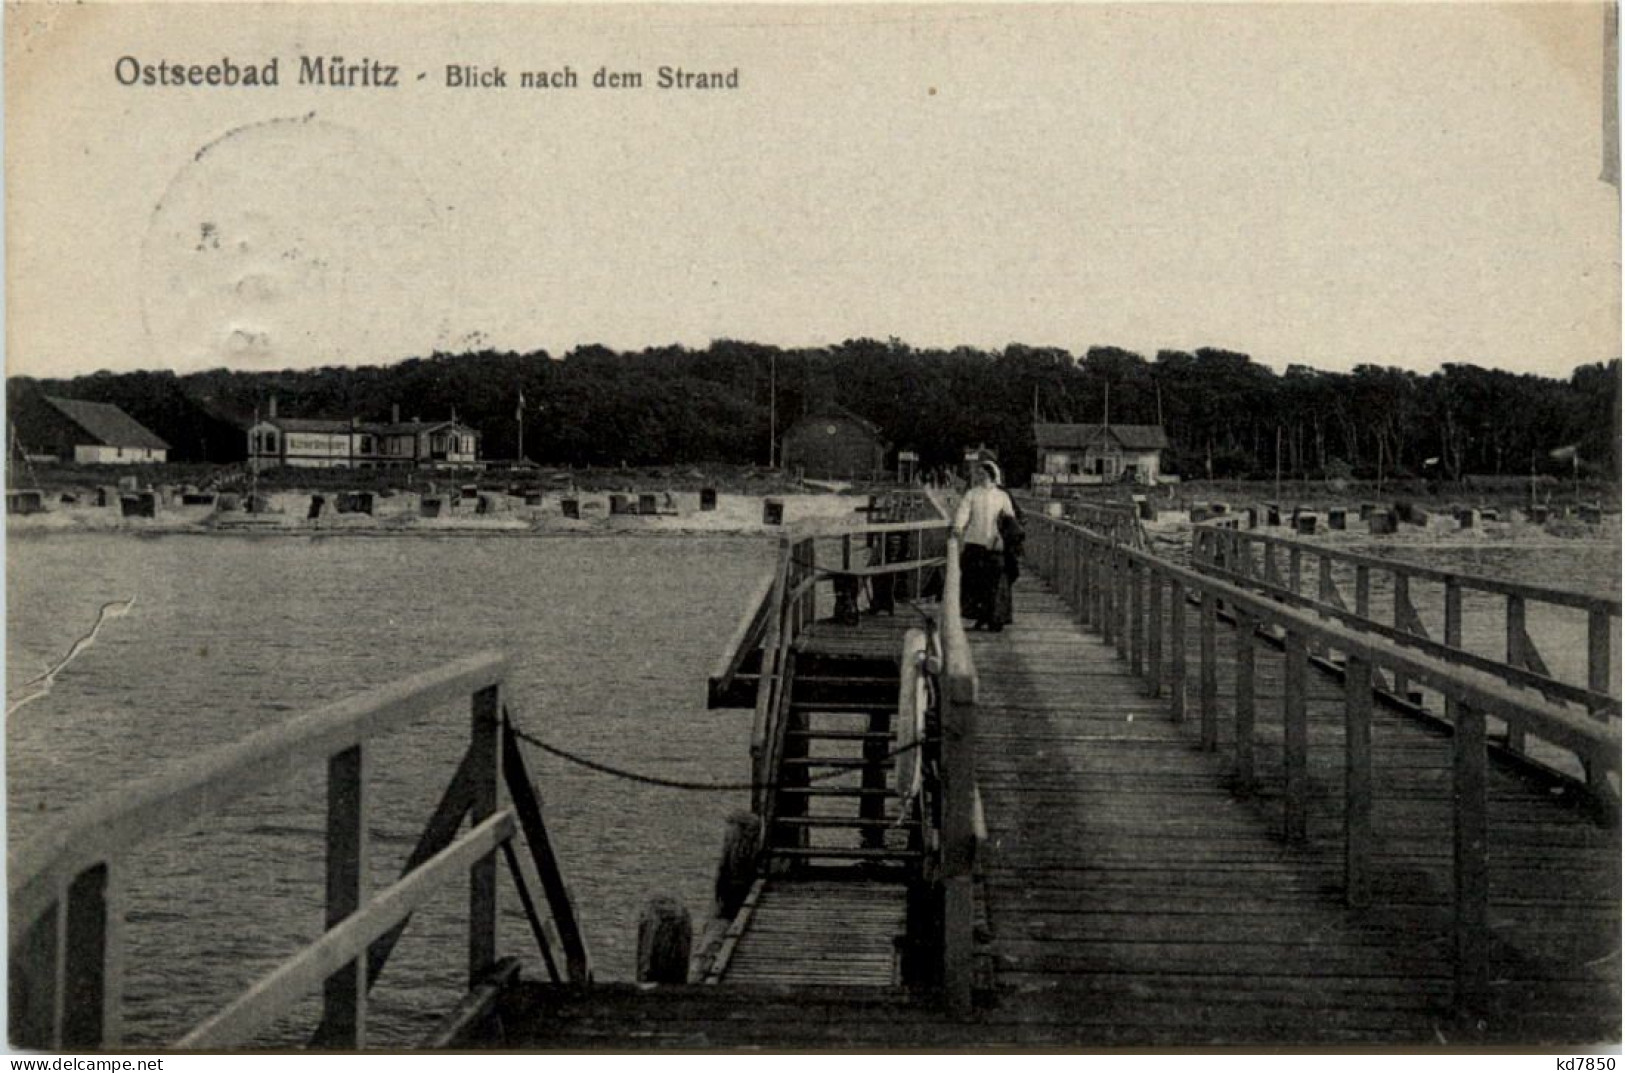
981, 460, 1002, 485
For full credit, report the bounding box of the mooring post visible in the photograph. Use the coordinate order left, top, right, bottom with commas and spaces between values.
637, 897, 693, 985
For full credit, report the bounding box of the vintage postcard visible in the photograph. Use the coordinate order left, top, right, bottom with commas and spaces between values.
5, 0, 1620, 1057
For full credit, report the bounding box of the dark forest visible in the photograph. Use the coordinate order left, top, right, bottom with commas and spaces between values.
10, 341, 1619, 486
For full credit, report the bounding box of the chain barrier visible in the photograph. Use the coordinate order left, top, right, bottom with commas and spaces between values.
505, 714, 923, 794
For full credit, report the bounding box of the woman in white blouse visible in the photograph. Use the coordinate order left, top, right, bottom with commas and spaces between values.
952, 461, 1016, 631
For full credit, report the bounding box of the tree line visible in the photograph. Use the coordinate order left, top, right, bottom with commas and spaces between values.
9, 341, 1619, 486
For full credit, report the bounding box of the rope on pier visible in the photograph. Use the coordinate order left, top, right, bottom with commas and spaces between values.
506, 718, 922, 794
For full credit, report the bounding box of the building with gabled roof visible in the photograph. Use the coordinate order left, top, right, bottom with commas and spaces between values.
1034, 422, 1168, 486
12, 394, 170, 464
780, 405, 887, 481
246, 401, 480, 469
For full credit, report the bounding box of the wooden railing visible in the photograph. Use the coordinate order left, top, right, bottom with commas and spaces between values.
1024, 512, 1620, 1015
9, 652, 590, 1050
1013, 493, 1147, 548
1190, 522, 1621, 791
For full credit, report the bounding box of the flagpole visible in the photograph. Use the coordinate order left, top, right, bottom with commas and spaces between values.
516, 387, 525, 464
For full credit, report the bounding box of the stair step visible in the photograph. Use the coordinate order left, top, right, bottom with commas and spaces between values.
767, 847, 924, 861
790, 701, 895, 714
792, 675, 895, 685
785, 730, 895, 742
780, 757, 885, 769
775, 816, 917, 829
777, 787, 898, 797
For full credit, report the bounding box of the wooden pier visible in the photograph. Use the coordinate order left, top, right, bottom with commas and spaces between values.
9, 495, 1619, 1050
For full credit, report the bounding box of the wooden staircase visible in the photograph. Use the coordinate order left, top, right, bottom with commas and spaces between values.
765, 656, 923, 871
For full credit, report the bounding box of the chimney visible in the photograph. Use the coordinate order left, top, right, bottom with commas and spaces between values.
268, 395, 278, 419
391, 403, 400, 424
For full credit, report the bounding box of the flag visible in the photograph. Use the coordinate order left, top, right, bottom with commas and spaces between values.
1550, 444, 1580, 462
516, 389, 525, 422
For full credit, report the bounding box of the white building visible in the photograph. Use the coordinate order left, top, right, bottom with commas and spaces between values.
247, 411, 481, 469
1034, 422, 1169, 486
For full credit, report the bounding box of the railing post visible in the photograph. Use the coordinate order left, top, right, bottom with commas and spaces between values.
1288, 547, 1302, 597
1392, 574, 1412, 704
1130, 560, 1144, 678
1504, 595, 1528, 753
1114, 552, 1129, 661
61, 865, 112, 1049
1344, 655, 1372, 907
319, 744, 368, 1048
469, 682, 502, 986
1586, 609, 1613, 792
1234, 609, 1256, 790
941, 673, 976, 1014
1102, 551, 1116, 647
1169, 581, 1187, 722
1453, 703, 1490, 1019
1199, 590, 1218, 751
1073, 531, 1087, 623
1354, 564, 1371, 618
1090, 545, 1104, 630
1283, 631, 1309, 843
1147, 571, 1162, 698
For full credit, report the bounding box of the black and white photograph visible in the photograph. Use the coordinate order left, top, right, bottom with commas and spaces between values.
4, 0, 1621, 1055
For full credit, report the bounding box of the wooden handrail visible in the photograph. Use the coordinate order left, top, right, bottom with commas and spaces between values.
1195, 521, 1621, 616
1024, 512, 1620, 1016
708, 565, 778, 705
6, 651, 590, 1051
10, 651, 509, 945
177, 810, 519, 1049
1190, 523, 1621, 723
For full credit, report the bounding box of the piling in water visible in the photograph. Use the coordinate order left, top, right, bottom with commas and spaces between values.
637, 897, 692, 985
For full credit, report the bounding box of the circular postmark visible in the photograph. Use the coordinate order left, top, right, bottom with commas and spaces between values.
142, 114, 453, 372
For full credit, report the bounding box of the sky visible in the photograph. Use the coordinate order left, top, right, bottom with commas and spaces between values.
5, 2, 1620, 380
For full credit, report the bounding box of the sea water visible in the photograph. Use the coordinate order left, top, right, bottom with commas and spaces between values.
7, 532, 773, 1046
